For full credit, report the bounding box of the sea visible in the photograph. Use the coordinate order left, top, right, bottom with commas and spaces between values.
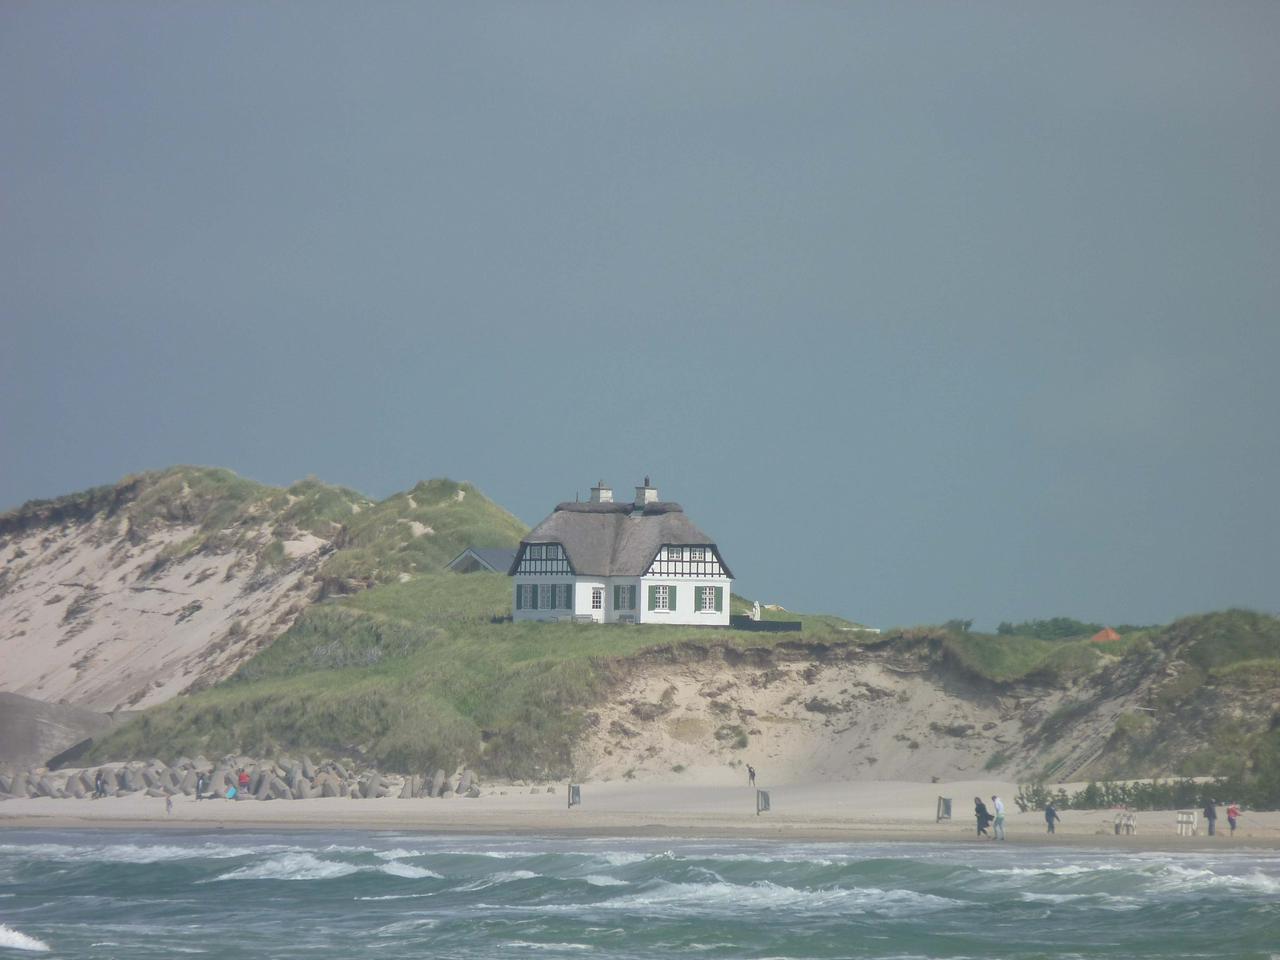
1, 830, 1277, 959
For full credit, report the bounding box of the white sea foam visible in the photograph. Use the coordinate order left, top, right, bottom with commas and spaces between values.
1019, 892, 1091, 903
981, 863, 1120, 878
597, 852, 653, 867
1149, 863, 1280, 895
458, 869, 543, 892
373, 917, 440, 935
212, 852, 360, 881
379, 861, 442, 879
0, 841, 290, 864
375, 848, 427, 861
582, 875, 629, 886
539, 880, 958, 918
0, 924, 51, 953
502, 942, 591, 951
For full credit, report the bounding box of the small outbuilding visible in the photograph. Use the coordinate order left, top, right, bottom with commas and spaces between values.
446, 546, 518, 574
1090, 627, 1121, 643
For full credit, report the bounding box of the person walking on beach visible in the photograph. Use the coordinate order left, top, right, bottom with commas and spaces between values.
991, 795, 1006, 840
1044, 802, 1061, 834
1227, 802, 1241, 836
238, 768, 251, 795
94, 770, 106, 799
974, 797, 993, 837
195, 772, 206, 801
1203, 799, 1218, 837
747, 765, 756, 787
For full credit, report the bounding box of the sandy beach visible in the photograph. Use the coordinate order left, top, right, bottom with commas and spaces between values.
4, 778, 1277, 851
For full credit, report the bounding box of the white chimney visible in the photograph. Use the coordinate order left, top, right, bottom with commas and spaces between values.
634, 475, 658, 507
589, 480, 613, 503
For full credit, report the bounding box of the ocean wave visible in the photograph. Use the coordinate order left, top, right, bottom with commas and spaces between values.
374, 848, 427, 861
582, 875, 629, 886
206, 851, 445, 882
598, 850, 673, 867
459, 869, 543, 891
0, 841, 290, 864
0, 924, 51, 953
502, 942, 592, 951
379, 861, 442, 879
980, 863, 1120, 878
212, 852, 361, 881
1148, 863, 1280, 895
547, 880, 960, 917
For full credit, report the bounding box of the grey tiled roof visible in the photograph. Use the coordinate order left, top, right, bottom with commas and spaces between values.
512, 502, 733, 578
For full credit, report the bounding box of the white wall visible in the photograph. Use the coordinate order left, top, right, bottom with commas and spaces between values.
636, 577, 732, 626
512, 575, 733, 626
511, 577, 577, 622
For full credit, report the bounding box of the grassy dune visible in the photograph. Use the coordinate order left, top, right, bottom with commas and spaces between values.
90, 574, 869, 778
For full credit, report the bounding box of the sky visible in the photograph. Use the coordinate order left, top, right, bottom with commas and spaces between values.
2, 1, 1277, 630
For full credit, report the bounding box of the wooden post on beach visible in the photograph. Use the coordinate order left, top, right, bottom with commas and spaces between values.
756, 789, 770, 815
567, 784, 581, 809
936, 797, 952, 822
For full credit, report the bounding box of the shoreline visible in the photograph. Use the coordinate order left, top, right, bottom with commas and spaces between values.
4, 779, 1277, 852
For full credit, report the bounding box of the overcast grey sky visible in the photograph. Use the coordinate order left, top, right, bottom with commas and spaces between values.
2, 2, 1277, 629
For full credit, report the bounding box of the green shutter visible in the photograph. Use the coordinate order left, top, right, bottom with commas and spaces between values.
515, 585, 523, 610
648, 585, 657, 611
566, 583, 573, 610
629, 585, 637, 610
531, 584, 538, 610
613, 585, 621, 609
669, 585, 677, 610
715, 586, 723, 612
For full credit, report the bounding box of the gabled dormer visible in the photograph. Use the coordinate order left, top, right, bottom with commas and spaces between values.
510, 541, 574, 576
644, 544, 732, 579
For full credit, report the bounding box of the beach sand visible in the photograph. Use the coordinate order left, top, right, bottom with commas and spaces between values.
4, 778, 1277, 851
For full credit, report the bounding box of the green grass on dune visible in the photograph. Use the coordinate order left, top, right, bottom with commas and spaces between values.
89, 575, 867, 777
317, 479, 527, 585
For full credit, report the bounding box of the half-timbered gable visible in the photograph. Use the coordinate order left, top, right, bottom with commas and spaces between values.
644, 544, 731, 579
511, 542, 574, 576
510, 479, 734, 625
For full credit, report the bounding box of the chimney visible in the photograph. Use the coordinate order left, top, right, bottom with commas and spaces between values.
634, 475, 658, 507
589, 480, 613, 504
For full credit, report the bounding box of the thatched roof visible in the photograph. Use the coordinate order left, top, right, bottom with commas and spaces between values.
511, 501, 733, 578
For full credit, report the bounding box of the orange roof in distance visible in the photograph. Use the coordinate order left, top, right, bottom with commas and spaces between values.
1090, 627, 1121, 643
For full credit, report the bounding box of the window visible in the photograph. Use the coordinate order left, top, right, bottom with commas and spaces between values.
545, 544, 559, 560
700, 586, 716, 611
592, 588, 603, 610
655, 585, 669, 610
519, 584, 533, 610
689, 547, 705, 562
614, 584, 637, 610
667, 546, 683, 562
528, 545, 543, 560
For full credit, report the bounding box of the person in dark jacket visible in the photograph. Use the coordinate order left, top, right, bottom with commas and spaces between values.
1203, 799, 1218, 837
1044, 802, 1062, 834
974, 797, 993, 837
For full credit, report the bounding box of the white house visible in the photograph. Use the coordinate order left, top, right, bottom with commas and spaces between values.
509, 479, 734, 625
